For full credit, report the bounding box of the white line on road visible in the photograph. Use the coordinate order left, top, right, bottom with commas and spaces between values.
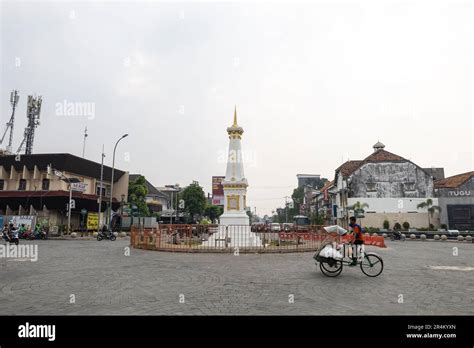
429, 266, 474, 271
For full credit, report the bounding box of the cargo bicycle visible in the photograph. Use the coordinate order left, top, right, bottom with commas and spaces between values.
313, 226, 384, 278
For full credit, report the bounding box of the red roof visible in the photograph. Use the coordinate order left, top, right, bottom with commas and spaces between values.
434, 171, 474, 189
337, 150, 409, 177
336, 161, 363, 177
321, 180, 335, 191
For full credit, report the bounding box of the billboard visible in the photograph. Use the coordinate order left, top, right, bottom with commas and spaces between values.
212, 176, 225, 206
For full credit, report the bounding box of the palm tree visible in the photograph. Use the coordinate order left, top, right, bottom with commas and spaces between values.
348, 201, 369, 225
417, 199, 441, 229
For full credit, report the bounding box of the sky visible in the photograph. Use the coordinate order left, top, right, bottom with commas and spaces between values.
1, 0, 472, 216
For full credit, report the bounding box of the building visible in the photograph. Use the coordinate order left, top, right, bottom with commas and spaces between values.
297, 174, 321, 189
435, 171, 474, 230
313, 180, 337, 225
155, 184, 182, 221
333, 142, 439, 229
0, 153, 129, 231
129, 174, 169, 213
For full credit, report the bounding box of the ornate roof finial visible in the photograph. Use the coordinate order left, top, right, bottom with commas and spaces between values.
373, 140, 385, 152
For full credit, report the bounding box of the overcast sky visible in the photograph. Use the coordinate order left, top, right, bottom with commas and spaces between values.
1, 0, 472, 216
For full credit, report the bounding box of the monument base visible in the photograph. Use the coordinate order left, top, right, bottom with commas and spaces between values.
202, 224, 262, 248
219, 212, 250, 226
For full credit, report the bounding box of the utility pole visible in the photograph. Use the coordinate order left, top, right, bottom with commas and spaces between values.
97, 144, 105, 233
82, 126, 88, 158
284, 196, 291, 223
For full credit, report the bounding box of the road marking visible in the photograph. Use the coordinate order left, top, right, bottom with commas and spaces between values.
429, 266, 474, 271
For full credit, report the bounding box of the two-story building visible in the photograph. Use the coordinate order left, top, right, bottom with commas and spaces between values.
333, 142, 440, 229
0, 153, 129, 231
129, 174, 170, 214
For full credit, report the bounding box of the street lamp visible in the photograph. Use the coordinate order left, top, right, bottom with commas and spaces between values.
48, 165, 80, 235
108, 134, 128, 231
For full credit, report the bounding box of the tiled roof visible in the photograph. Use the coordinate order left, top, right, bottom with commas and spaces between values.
363, 149, 406, 162
337, 150, 407, 177
336, 161, 363, 177
434, 171, 474, 189
320, 180, 335, 191
129, 174, 168, 198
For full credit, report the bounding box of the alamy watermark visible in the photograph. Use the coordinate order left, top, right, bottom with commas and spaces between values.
55, 99, 95, 119
0, 244, 38, 262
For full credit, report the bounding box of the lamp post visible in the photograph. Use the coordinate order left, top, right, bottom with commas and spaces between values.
108, 134, 128, 231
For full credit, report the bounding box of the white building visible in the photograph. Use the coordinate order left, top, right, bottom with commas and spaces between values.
334, 142, 439, 229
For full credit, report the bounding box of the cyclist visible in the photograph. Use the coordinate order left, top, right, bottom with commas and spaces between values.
348, 216, 364, 266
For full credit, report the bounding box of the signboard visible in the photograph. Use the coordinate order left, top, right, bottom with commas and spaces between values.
212, 176, 225, 206
9, 215, 36, 229
87, 212, 99, 230
71, 182, 88, 192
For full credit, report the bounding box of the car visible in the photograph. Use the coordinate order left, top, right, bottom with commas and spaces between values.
270, 223, 281, 232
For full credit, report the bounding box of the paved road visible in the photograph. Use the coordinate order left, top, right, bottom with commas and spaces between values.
0, 239, 473, 315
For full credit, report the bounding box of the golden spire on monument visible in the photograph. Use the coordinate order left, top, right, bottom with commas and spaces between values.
227, 105, 243, 136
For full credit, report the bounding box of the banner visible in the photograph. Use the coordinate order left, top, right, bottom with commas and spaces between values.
86, 212, 99, 230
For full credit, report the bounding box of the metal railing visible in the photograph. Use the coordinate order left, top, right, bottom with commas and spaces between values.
130, 224, 327, 253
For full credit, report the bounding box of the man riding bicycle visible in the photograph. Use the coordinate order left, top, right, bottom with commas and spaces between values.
348, 216, 364, 266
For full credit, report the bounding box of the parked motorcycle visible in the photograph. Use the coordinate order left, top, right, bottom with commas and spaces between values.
2, 228, 19, 245
390, 230, 406, 241
97, 230, 116, 241
21, 230, 36, 240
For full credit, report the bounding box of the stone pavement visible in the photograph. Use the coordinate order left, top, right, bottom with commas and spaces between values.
0, 239, 472, 315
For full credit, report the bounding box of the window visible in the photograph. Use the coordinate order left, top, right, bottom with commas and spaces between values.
42, 178, 50, 190
366, 183, 377, 192
96, 183, 110, 197
0, 180, 3, 190
18, 179, 27, 191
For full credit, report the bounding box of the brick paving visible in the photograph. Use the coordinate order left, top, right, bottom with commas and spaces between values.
0, 239, 472, 315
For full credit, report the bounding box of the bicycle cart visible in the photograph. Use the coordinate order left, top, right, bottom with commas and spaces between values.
313, 225, 384, 278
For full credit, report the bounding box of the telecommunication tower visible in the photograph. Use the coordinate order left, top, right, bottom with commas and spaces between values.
0, 90, 20, 154
16, 95, 42, 155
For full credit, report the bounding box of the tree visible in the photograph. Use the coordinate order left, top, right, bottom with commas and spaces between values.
417, 199, 441, 229
180, 182, 207, 223
128, 175, 150, 217
348, 201, 369, 225
204, 204, 223, 223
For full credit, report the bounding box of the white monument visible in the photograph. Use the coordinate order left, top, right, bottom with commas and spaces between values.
203, 107, 262, 247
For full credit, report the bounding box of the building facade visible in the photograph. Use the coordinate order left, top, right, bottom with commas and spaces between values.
435, 171, 474, 230
0, 153, 129, 232
333, 142, 439, 229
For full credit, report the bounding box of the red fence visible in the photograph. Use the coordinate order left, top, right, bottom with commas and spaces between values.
130, 224, 327, 253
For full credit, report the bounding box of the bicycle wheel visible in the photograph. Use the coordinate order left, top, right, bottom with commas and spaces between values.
360, 253, 383, 277
319, 260, 343, 277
